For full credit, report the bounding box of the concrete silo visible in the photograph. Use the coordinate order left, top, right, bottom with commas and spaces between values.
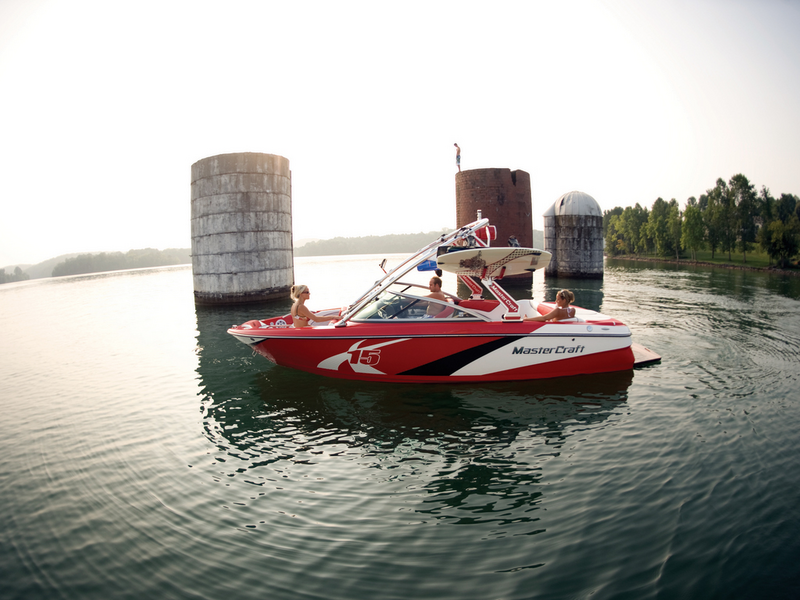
191, 153, 293, 304
543, 191, 604, 279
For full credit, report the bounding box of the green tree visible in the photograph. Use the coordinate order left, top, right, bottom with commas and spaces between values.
681, 204, 704, 260
758, 186, 776, 225
718, 180, 737, 261
648, 197, 672, 257
619, 204, 649, 255
729, 174, 757, 262
777, 193, 797, 223
603, 207, 623, 238
604, 213, 625, 256
758, 193, 800, 268
703, 180, 726, 259
639, 217, 653, 255
761, 215, 800, 267
667, 199, 682, 259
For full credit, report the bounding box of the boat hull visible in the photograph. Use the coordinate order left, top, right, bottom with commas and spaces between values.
229, 321, 635, 383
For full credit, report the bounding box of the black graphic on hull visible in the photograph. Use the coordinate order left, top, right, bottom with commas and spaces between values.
399, 336, 523, 377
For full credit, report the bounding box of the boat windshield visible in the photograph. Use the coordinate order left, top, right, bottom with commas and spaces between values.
351, 290, 485, 322
338, 217, 490, 324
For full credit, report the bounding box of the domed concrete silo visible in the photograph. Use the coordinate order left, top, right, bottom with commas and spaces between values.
543, 191, 604, 279
191, 153, 293, 304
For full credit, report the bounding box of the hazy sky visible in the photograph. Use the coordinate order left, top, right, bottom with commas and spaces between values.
1, 0, 798, 267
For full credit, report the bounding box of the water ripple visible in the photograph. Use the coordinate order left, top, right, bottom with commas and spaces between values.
3, 263, 800, 599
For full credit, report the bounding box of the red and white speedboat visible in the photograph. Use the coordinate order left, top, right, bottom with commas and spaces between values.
228, 217, 659, 383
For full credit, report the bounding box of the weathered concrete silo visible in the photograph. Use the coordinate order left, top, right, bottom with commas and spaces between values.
543, 191, 604, 279
191, 153, 293, 304
455, 167, 532, 247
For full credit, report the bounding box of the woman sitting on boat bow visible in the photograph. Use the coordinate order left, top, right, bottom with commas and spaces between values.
290, 285, 340, 328
523, 289, 576, 322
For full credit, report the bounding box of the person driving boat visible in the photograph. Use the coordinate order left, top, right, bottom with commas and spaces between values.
425, 276, 448, 316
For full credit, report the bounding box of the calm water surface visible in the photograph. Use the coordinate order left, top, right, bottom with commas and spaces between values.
1, 257, 799, 600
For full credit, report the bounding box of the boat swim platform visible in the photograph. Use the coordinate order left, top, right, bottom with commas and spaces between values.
632, 342, 661, 367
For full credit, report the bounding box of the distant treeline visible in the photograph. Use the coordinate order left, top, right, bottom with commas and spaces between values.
604, 173, 800, 267
294, 230, 451, 257
51, 248, 191, 277
0, 266, 30, 284
295, 229, 545, 257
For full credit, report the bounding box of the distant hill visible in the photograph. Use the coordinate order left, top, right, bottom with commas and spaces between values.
2, 255, 84, 280
1, 249, 191, 282
1, 263, 32, 272
21, 254, 84, 280
293, 238, 321, 248
51, 248, 191, 278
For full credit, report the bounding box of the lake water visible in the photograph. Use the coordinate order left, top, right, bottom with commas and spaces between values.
1, 256, 799, 600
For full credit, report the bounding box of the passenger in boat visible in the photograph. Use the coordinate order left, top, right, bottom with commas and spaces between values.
523, 289, 576, 322
290, 284, 339, 328
425, 276, 448, 316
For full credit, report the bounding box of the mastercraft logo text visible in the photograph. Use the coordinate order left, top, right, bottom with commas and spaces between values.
512, 345, 586, 355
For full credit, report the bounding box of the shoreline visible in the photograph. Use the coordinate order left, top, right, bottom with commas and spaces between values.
606, 255, 800, 277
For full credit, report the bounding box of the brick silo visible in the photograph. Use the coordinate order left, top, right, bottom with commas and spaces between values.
455, 168, 533, 248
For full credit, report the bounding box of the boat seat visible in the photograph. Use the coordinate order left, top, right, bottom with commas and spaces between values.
434, 306, 456, 318
514, 299, 540, 319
